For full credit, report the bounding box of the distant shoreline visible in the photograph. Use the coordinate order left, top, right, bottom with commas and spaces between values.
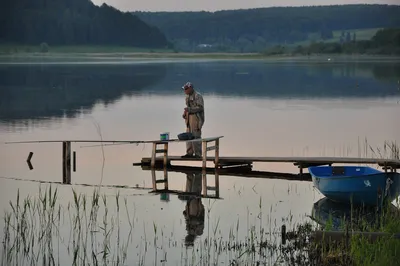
1, 51, 400, 63
1, 44, 400, 61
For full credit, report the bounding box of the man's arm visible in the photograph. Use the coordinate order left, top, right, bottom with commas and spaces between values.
187, 94, 204, 113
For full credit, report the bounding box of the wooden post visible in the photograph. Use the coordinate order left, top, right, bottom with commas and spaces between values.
163, 143, 169, 167
151, 169, 157, 190
62, 141, 71, 184
215, 169, 220, 198
202, 169, 207, 196
73, 151, 76, 172
215, 138, 220, 168
202, 140, 207, 169
163, 167, 169, 190
151, 142, 157, 168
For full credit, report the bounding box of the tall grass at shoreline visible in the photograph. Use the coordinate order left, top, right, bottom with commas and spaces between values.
3, 185, 398, 266
1, 185, 313, 266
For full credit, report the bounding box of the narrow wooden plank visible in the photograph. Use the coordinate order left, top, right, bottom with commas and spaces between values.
155, 149, 167, 153
140, 156, 400, 167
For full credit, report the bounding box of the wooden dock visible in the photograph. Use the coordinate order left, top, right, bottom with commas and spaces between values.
141, 156, 400, 169
138, 135, 400, 174
6, 136, 400, 179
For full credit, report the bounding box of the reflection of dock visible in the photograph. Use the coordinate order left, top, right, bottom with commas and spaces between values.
149, 168, 221, 199
140, 164, 312, 181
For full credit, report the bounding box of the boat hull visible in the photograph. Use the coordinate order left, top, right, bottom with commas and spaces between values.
309, 166, 400, 206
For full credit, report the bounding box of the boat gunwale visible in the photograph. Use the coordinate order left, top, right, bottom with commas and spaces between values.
309, 172, 399, 181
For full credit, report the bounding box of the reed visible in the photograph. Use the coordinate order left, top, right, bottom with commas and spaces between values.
2, 186, 316, 266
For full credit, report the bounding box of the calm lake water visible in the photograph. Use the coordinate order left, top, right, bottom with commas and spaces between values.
0, 57, 399, 265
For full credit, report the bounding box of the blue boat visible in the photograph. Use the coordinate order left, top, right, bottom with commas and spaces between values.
308, 165, 400, 206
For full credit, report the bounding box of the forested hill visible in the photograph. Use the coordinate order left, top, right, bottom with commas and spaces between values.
133, 4, 400, 52
1, 0, 169, 48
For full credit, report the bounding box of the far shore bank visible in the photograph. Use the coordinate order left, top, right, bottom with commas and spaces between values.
1, 51, 400, 63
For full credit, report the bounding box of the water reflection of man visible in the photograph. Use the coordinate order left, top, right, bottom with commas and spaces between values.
178, 171, 205, 247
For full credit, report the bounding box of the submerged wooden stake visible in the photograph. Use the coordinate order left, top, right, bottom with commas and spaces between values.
27, 152, 34, 170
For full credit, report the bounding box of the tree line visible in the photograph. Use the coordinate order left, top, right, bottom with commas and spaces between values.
1, 0, 170, 48
133, 4, 400, 52
287, 28, 400, 55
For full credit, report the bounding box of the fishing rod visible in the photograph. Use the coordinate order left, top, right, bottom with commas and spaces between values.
79, 142, 145, 148
3, 138, 182, 149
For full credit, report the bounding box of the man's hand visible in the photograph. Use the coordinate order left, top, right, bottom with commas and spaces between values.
182, 108, 188, 119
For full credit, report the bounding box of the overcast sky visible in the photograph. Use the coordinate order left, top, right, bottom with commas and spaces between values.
90, 0, 400, 12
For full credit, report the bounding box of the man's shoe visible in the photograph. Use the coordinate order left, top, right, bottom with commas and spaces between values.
181, 154, 194, 158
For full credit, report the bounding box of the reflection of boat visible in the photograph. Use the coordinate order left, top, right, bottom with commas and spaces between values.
311, 197, 399, 230
309, 165, 400, 206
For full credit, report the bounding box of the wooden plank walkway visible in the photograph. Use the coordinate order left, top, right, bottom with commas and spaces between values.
141, 156, 400, 172
141, 156, 400, 167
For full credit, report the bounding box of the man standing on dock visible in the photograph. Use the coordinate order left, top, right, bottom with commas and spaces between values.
181, 82, 205, 158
